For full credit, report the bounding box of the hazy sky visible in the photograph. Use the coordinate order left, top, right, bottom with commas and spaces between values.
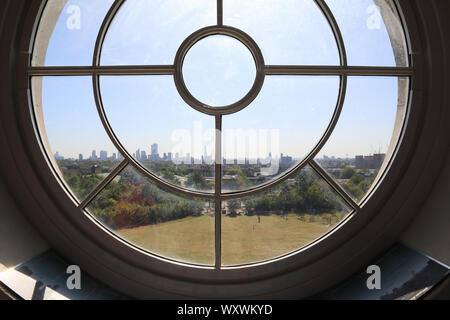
38, 0, 405, 160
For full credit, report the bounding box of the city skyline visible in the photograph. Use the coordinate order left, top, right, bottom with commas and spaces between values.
40, 0, 401, 162
53, 143, 386, 165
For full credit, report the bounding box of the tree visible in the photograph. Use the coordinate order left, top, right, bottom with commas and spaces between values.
236, 173, 251, 189
186, 169, 207, 190
227, 199, 241, 217
340, 167, 356, 179
350, 173, 365, 185
343, 181, 364, 201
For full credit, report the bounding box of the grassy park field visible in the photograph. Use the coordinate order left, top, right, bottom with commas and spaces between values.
117, 213, 346, 266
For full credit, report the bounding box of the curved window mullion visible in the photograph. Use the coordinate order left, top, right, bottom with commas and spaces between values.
315, 0, 348, 67
92, 0, 124, 68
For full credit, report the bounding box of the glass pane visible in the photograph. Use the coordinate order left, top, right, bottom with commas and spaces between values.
100, 76, 215, 193
316, 77, 409, 203
101, 0, 216, 65
222, 76, 339, 192
223, 0, 340, 65
32, 0, 114, 66
87, 165, 215, 266
325, 0, 408, 66
183, 35, 256, 107
32, 76, 121, 202
221, 166, 352, 266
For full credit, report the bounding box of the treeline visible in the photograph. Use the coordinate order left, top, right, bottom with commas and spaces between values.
60, 161, 373, 231
333, 167, 377, 202
86, 167, 208, 230
143, 162, 214, 190
228, 169, 348, 217
65, 174, 104, 200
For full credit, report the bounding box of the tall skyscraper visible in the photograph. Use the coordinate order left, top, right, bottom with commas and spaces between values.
79, 154, 83, 161
151, 143, 158, 156
150, 143, 159, 160
91, 150, 97, 160
136, 149, 141, 161
100, 150, 108, 161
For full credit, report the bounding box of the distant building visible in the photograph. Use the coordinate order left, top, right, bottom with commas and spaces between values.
91, 150, 97, 160
355, 153, 386, 169
355, 155, 365, 169
147, 144, 159, 160
100, 150, 108, 161
280, 153, 293, 166
54, 152, 64, 161
90, 164, 102, 174
78, 154, 83, 161
151, 143, 158, 155
66, 164, 80, 175
373, 153, 386, 169
150, 143, 159, 160
135, 149, 141, 161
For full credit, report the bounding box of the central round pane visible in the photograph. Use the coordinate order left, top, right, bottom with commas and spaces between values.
182, 35, 256, 107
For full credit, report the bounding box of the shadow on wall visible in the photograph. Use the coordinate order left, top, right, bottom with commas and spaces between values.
0, 177, 49, 272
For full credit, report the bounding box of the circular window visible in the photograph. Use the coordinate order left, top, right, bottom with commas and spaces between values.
30, 0, 411, 269
182, 35, 257, 107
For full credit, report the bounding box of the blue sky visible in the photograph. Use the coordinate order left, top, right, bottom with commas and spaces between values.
37, 0, 405, 160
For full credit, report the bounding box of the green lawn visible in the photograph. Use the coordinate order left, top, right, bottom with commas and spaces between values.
117, 213, 346, 266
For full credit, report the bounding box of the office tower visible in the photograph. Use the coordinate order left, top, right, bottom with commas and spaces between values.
355, 156, 365, 169
373, 153, 386, 169
100, 150, 108, 161
136, 149, 141, 161
151, 143, 159, 158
